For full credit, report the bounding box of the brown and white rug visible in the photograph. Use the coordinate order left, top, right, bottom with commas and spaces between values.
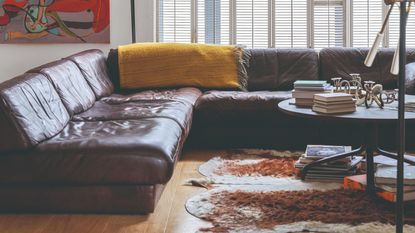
185, 149, 415, 233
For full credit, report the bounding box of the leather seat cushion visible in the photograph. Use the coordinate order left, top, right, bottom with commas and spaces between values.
65, 50, 114, 99
195, 90, 292, 112
104, 87, 202, 106
72, 99, 194, 134
0, 73, 70, 151
0, 119, 183, 185
73, 87, 201, 135
191, 90, 314, 148
28, 60, 96, 115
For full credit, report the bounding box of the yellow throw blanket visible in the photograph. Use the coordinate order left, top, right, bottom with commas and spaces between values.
118, 43, 248, 90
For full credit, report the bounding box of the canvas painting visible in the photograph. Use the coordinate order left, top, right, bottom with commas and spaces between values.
0, 0, 110, 43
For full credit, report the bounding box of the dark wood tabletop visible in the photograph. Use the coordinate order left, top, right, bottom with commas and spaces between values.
278, 96, 415, 123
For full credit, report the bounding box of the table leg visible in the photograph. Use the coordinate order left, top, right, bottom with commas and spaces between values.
365, 123, 377, 194
366, 145, 376, 194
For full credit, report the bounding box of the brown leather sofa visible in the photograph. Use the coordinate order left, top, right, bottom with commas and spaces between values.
0, 47, 414, 214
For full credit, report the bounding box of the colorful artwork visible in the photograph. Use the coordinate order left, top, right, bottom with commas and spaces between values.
0, 0, 110, 43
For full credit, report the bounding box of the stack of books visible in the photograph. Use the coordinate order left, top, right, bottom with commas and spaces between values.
375, 165, 415, 202
292, 80, 332, 107
312, 93, 356, 114
294, 145, 362, 182
344, 165, 415, 202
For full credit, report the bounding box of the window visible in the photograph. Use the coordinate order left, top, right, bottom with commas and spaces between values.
158, 0, 192, 43
235, 0, 269, 48
157, 0, 414, 49
388, 4, 415, 48
275, 0, 308, 48
197, 0, 230, 44
352, 0, 383, 47
313, 0, 344, 49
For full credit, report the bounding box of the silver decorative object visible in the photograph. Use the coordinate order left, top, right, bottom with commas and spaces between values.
331, 74, 395, 108
331, 77, 351, 93
331, 77, 343, 92
349, 74, 364, 103
381, 89, 398, 104
331, 74, 366, 106
364, 81, 384, 108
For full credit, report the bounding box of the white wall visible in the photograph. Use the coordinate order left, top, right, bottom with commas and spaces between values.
0, 0, 156, 82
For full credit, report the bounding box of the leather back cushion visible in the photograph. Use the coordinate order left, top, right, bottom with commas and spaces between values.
246, 49, 319, 91
319, 48, 415, 89
65, 49, 114, 99
28, 60, 96, 115
0, 73, 70, 151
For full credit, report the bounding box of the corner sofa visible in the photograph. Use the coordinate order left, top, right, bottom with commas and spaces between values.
0, 47, 414, 214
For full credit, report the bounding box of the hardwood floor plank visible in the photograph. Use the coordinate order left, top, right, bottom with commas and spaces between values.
144, 161, 184, 233
163, 151, 213, 233
0, 215, 53, 233
39, 215, 110, 233
100, 215, 149, 233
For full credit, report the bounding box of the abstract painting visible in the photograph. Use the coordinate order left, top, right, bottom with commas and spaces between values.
0, 0, 110, 43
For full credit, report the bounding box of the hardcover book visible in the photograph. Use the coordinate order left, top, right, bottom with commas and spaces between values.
294, 80, 328, 87
312, 105, 356, 114
314, 93, 353, 102
375, 165, 415, 185
305, 145, 352, 158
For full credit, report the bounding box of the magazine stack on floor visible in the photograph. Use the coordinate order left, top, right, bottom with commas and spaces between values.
292, 80, 332, 107
294, 145, 362, 182
344, 155, 415, 202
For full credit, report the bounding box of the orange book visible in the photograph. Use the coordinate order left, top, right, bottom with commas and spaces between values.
377, 191, 397, 202
376, 190, 415, 202
344, 174, 366, 191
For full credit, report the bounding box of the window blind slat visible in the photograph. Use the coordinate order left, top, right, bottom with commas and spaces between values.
275, 0, 308, 48
389, 6, 415, 48
352, 0, 383, 47
197, 0, 230, 44
236, 0, 269, 48
158, 0, 412, 49
313, 0, 345, 49
159, 0, 192, 43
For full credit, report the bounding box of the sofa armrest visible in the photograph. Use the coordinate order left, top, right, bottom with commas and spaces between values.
406, 63, 415, 95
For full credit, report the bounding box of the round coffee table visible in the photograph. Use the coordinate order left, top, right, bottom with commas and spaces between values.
278, 98, 415, 193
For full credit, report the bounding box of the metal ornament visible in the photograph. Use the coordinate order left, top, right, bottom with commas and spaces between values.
349, 74, 365, 104
331, 74, 393, 109
331, 77, 349, 93
363, 81, 384, 108
381, 89, 398, 104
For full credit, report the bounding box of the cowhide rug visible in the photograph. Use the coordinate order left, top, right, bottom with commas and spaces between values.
185, 149, 415, 233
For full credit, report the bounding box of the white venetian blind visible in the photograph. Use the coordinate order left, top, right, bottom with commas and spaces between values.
158, 0, 192, 43
352, 0, 383, 47
388, 5, 415, 48
197, 0, 230, 44
235, 0, 269, 48
275, 0, 308, 48
313, 0, 345, 49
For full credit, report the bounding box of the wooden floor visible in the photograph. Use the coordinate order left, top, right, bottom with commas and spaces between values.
0, 150, 223, 233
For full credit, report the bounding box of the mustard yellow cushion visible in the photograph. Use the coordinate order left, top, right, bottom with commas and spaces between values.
118, 43, 248, 90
